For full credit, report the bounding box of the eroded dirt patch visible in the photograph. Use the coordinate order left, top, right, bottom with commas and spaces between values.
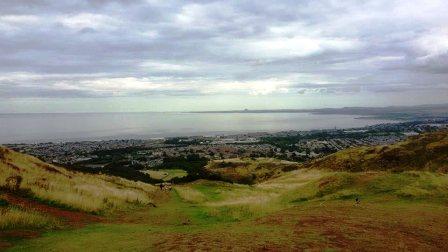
255, 202, 448, 251
4, 194, 102, 227
1, 193, 104, 250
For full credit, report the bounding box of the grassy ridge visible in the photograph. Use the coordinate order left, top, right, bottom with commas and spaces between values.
0, 147, 157, 214
173, 169, 448, 221
307, 130, 448, 172
205, 158, 300, 184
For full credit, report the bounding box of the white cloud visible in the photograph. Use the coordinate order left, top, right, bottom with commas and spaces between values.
0, 15, 40, 24
175, 4, 205, 26
229, 36, 361, 60
0, 15, 41, 31
140, 61, 198, 72
200, 74, 327, 95
175, 2, 237, 28
58, 13, 120, 31
414, 28, 448, 61
198, 79, 285, 95
79, 77, 165, 94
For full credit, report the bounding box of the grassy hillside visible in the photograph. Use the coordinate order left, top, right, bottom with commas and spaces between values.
307, 130, 448, 172
205, 158, 300, 184
3, 131, 448, 250
0, 146, 156, 214
174, 169, 448, 221
7, 168, 448, 251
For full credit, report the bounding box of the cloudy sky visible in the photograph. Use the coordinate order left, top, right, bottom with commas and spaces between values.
0, 0, 447, 112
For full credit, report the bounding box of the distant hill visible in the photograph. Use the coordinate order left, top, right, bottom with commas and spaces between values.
193, 103, 448, 120
0, 146, 156, 213
306, 130, 448, 172
205, 158, 301, 184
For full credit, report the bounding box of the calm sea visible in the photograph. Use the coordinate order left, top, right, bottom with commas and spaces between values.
0, 112, 397, 144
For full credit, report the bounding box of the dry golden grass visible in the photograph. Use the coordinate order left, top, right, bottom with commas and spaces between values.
0, 147, 156, 213
206, 157, 301, 184
190, 168, 448, 223
179, 169, 329, 220
307, 130, 448, 172
0, 206, 61, 230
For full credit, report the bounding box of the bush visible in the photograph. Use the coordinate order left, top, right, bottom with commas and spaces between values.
0, 198, 9, 207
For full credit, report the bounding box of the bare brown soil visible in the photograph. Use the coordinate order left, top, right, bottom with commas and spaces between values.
4, 193, 102, 227
146, 202, 448, 251
0, 193, 104, 250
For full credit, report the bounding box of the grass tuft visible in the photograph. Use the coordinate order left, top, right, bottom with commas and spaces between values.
0, 206, 61, 230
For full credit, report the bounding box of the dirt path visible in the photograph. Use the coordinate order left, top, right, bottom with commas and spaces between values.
4, 193, 103, 227
1, 193, 103, 250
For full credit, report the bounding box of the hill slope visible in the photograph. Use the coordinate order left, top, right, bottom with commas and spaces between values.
0, 146, 156, 213
3, 131, 448, 251
205, 158, 300, 184
306, 130, 448, 172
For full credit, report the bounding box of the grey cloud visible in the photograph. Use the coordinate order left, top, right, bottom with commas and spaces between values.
0, 0, 447, 99
0, 85, 99, 98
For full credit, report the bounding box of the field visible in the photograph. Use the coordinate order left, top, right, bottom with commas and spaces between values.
141, 169, 187, 181
1, 130, 448, 250
206, 158, 301, 184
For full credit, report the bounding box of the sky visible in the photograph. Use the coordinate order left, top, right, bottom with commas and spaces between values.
0, 0, 447, 113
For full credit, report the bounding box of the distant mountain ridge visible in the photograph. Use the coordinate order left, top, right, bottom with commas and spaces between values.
192, 103, 448, 120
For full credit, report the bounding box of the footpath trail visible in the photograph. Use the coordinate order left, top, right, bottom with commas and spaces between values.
4, 194, 103, 227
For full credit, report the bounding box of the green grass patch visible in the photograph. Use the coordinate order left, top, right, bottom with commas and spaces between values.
316, 173, 356, 197
143, 169, 187, 181
192, 184, 223, 201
